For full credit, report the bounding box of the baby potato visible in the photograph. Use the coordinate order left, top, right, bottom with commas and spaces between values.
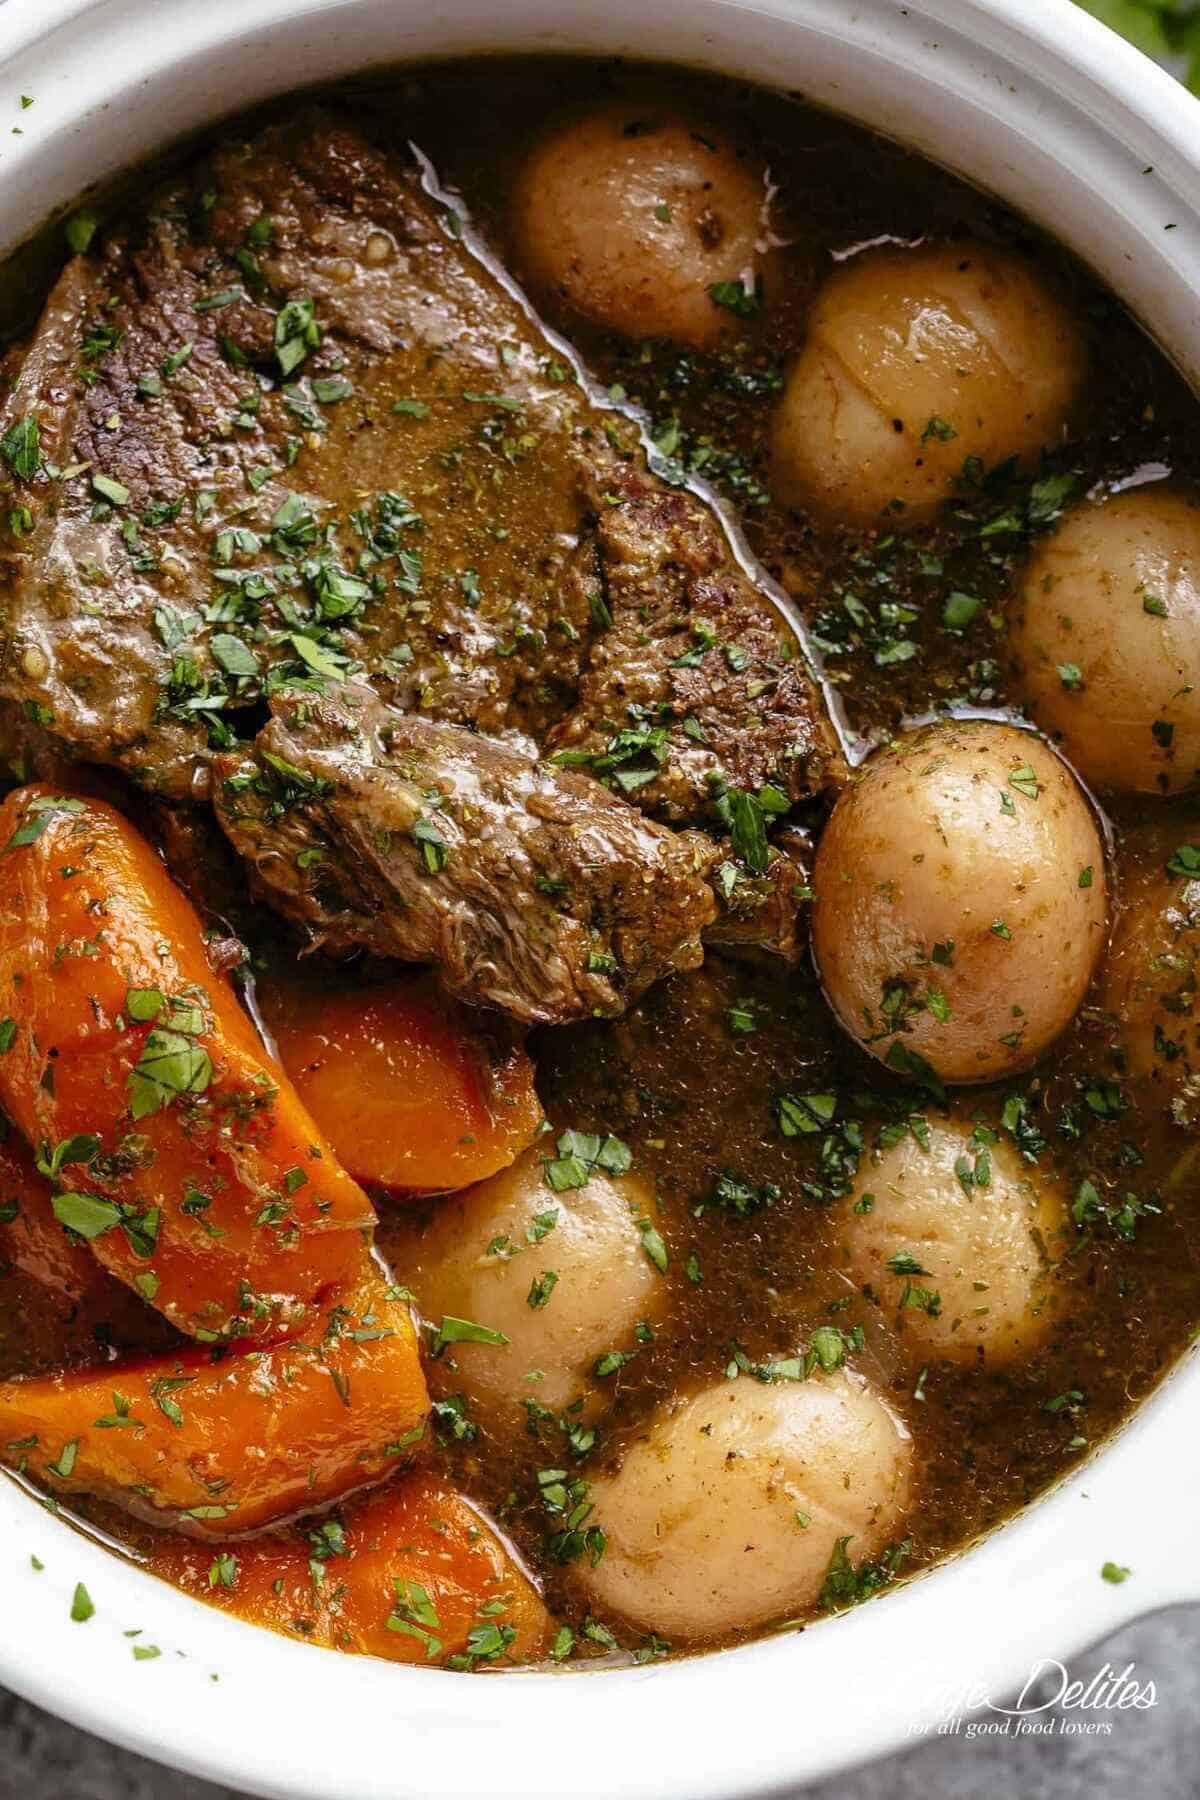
510, 108, 770, 348
839, 1121, 1066, 1364
1101, 826, 1200, 1124
1009, 487, 1200, 794
811, 721, 1108, 1084
770, 241, 1083, 527
402, 1145, 664, 1424
577, 1372, 911, 1641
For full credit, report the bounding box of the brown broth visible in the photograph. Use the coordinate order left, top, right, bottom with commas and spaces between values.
2, 54, 1199, 1667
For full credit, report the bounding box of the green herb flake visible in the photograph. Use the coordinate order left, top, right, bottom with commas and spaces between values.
941, 591, 979, 630
1, 414, 41, 481
708, 278, 761, 318
430, 1315, 510, 1355
526, 1270, 559, 1310
52, 1191, 121, 1240
127, 1028, 213, 1119
91, 473, 130, 507
65, 211, 99, 254
1166, 844, 1200, 879
125, 987, 164, 1023
1008, 764, 1042, 800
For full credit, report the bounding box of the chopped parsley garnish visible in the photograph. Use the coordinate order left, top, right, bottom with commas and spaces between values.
51, 1191, 120, 1240
526, 1270, 559, 1310
538, 1467, 606, 1567
1167, 844, 1200, 879
941, 591, 979, 630
778, 1092, 837, 1136
387, 1579, 443, 1658
64, 211, 99, 254
701, 1170, 779, 1218
429, 1315, 510, 1356
6, 794, 86, 851
638, 1218, 669, 1274
1008, 763, 1042, 800
1, 414, 41, 481
274, 297, 321, 376
127, 1028, 212, 1119
726, 999, 756, 1035
707, 277, 762, 318
716, 782, 790, 876
412, 814, 449, 875
819, 1537, 912, 1613
543, 1129, 631, 1192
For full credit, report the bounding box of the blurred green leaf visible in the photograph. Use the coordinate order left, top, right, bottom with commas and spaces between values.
1076, 0, 1173, 57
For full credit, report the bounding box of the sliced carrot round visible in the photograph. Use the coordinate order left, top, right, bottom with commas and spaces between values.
260, 973, 544, 1197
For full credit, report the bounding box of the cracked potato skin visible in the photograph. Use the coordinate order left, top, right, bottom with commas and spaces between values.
769, 241, 1083, 527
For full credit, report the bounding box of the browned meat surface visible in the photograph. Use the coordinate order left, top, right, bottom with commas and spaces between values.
549, 474, 836, 820
705, 826, 813, 964
212, 681, 718, 1023
0, 112, 837, 818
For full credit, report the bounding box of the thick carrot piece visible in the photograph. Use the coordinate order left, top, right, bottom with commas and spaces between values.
147, 1473, 552, 1668
260, 973, 544, 1196
0, 1128, 102, 1305
0, 1272, 428, 1533
0, 786, 376, 1341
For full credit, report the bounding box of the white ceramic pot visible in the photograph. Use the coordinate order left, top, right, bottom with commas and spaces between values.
0, 2, 1197, 1794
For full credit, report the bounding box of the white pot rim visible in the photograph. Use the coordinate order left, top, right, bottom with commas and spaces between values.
0, 3, 1198, 1797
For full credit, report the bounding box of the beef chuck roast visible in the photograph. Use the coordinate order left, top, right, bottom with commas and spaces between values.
548, 475, 832, 822
0, 111, 838, 1020
213, 682, 718, 1024
0, 112, 838, 818
0, 120, 600, 794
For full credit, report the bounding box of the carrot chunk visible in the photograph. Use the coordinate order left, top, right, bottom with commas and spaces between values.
259, 972, 544, 1196
0, 1272, 428, 1533
0, 786, 376, 1341
147, 1473, 552, 1667
0, 1127, 103, 1305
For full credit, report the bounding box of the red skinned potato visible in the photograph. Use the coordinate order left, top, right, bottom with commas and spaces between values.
148, 1473, 552, 1667
0, 1271, 428, 1533
0, 786, 376, 1342
259, 973, 544, 1196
